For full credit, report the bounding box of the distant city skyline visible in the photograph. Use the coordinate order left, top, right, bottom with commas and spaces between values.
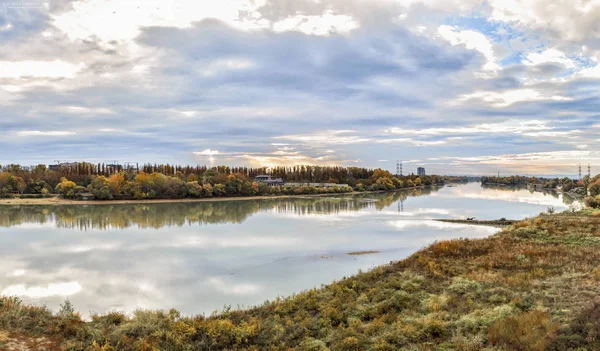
1, 1, 599, 175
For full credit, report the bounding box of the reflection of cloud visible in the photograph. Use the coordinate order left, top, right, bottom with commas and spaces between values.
444, 191, 567, 207
180, 236, 302, 248
208, 278, 261, 296
277, 207, 452, 220
388, 220, 499, 234
2, 282, 82, 298
63, 243, 122, 253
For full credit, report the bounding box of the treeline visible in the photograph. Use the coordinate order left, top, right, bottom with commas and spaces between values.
0, 163, 383, 188
481, 175, 539, 186
481, 175, 582, 191
0, 163, 444, 200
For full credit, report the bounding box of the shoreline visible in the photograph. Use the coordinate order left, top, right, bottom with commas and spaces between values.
0, 186, 429, 206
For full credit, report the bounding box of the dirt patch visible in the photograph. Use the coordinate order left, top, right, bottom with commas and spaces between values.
0, 332, 60, 351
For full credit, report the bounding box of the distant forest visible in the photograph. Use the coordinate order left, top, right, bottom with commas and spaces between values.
0, 163, 465, 200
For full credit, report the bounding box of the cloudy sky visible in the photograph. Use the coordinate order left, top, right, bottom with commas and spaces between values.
1, 0, 600, 175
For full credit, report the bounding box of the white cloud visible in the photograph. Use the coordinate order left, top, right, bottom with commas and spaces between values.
385, 119, 552, 135
2, 282, 82, 298
523, 48, 576, 68
376, 138, 446, 146
60, 106, 113, 114
10, 269, 26, 277
274, 130, 371, 145
439, 150, 594, 164
52, 0, 355, 43
52, 0, 263, 42
200, 58, 256, 77
0, 60, 85, 79
273, 10, 359, 36
414, 140, 446, 146
437, 25, 499, 72
194, 149, 220, 156
456, 89, 572, 107
17, 131, 76, 137
486, 0, 600, 41
521, 130, 581, 138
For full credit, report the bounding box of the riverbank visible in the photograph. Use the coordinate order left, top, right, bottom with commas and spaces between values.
0, 187, 428, 206
435, 218, 517, 226
2, 210, 599, 350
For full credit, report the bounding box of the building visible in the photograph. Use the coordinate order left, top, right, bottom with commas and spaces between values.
48, 162, 79, 171
253, 175, 285, 185
417, 167, 426, 176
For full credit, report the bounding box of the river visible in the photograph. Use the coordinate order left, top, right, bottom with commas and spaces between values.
0, 183, 578, 317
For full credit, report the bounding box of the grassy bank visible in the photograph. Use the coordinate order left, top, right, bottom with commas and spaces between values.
2, 211, 600, 350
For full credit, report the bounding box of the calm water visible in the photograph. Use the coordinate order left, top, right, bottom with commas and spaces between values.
0, 183, 578, 317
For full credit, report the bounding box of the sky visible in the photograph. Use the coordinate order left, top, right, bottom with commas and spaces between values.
1, 0, 600, 176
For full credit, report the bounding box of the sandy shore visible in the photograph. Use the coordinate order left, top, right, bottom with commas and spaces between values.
0, 186, 430, 206
0, 195, 325, 206
0, 192, 387, 206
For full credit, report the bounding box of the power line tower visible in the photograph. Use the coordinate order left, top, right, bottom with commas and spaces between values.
396, 160, 403, 176
588, 164, 591, 179
579, 164, 582, 181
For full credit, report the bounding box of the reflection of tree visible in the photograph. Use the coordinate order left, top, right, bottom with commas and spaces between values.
356, 188, 436, 211
561, 193, 580, 206
0, 189, 440, 230
481, 184, 529, 192
480, 184, 580, 204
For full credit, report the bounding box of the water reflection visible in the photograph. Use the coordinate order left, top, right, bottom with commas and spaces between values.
0, 184, 578, 317
0, 189, 433, 230
480, 183, 580, 206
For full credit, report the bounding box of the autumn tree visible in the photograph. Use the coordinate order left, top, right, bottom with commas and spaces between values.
55, 178, 77, 199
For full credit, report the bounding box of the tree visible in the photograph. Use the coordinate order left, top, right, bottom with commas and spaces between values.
213, 184, 226, 196
108, 173, 126, 198
88, 176, 113, 200
7, 176, 26, 194
164, 177, 186, 198
185, 181, 203, 198
55, 178, 77, 199
202, 183, 213, 197
186, 174, 199, 183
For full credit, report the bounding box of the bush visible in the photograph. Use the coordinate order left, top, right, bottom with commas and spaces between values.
585, 196, 599, 209
448, 278, 481, 295
488, 310, 559, 351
